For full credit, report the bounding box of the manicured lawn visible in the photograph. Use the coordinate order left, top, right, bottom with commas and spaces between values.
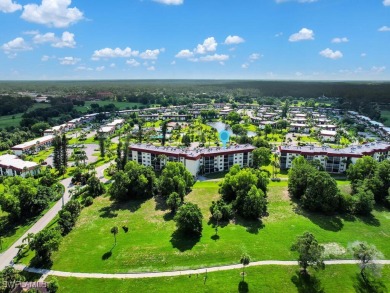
41, 181, 390, 273
0, 113, 23, 128
382, 110, 390, 127
48, 265, 390, 293
0, 104, 51, 129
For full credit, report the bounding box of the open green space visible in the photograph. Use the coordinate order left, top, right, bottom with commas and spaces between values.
382, 110, 390, 127
0, 103, 51, 129
48, 265, 390, 293
25, 180, 390, 274
74, 101, 142, 113
0, 113, 24, 128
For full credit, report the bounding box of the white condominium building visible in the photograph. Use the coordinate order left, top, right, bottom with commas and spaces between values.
279, 141, 390, 173
11, 135, 55, 156
0, 154, 40, 177
129, 143, 256, 176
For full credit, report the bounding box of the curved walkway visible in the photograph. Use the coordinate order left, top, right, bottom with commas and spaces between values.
13, 260, 390, 279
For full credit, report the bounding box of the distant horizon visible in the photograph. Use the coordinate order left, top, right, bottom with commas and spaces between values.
0, 78, 390, 83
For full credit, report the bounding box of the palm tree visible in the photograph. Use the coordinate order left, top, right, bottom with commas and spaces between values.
212, 209, 222, 236
22, 233, 35, 245
271, 153, 280, 179
111, 226, 119, 245
240, 253, 251, 281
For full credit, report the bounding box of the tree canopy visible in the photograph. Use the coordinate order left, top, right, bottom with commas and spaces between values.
109, 161, 157, 201
291, 232, 325, 274
159, 162, 194, 200
174, 202, 203, 235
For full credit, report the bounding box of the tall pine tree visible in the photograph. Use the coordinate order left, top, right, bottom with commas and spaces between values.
53, 136, 62, 171
61, 134, 68, 169
116, 141, 122, 170
99, 136, 105, 157
122, 134, 130, 170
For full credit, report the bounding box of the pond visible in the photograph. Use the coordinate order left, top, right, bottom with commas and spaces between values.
207, 121, 257, 137
207, 121, 233, 135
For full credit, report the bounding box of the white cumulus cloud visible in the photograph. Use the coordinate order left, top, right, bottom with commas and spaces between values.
371, 66, 386, 73
378, 26, 390, 32
2, 37, 32, 55
383, 0, 390, 6
33, 31, 76, 48
92, 47, 139, 60
249, 53, 261, 61
147, 66, 156, 71
96, 66, 105, 72
153, 0, 183, 5
319, 48, 343, 59
331, 37, 349, 43
175, 49, 194, 58
52, 31, 76, 48
126, 59, 140, 67
241, 63, 249, 69
0, 0, 22, 13
199, 54, 229, 62
21, 0, 84, 28
75, 66, 93, 71
139, 49, 161, 60
59, 56, 80, 65
224, 35, 245, 45
194, 37, 217, 54
289, 28, 314, 42
33, 32, 57, 44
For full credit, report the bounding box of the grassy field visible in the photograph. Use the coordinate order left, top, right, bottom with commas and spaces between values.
0, 113, 24, 128
24, 180, 390, 274
48, 265, 390, 293
382, 110, 390, 127
74, 101, 142, 113
0, 104, 51, 129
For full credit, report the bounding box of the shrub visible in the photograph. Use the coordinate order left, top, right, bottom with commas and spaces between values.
84, 196, 93, 207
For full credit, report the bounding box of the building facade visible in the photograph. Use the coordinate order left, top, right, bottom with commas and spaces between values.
11, 135, 55, 156
0, 154, 40, 177
279, 142, 390, 173
129, 143, 256, 176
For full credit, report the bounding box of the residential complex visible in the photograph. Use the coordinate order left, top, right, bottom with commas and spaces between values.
0, 154, 40, 177
129, 143, 255, 176
279, 141, 390, 173
11, 135, 55, 156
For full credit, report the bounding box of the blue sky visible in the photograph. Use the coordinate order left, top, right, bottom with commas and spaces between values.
1, 0, 390, 80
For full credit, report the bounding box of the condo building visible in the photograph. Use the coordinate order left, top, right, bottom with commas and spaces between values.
129, 143, 256, 176
279, 141, 390, 173
11, 135, 55, 156
0, 154, 40, 177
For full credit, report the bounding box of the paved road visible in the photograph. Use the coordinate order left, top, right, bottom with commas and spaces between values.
13, 260, 390, 279
0, 162, 113, 271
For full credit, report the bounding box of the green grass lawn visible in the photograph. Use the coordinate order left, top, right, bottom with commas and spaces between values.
0, 113, 24, 128
33, 181, 390, 274
47, 265, 390, 293
74, 101, 141, 113
382, 110, 390, 127
0, 104, 51, 129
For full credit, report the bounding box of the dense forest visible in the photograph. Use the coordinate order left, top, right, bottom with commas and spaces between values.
0, 80, 389, 105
